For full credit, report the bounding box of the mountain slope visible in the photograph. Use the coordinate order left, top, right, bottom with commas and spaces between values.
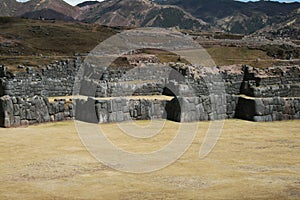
17, 0, 81, 20
79, 0, 207, 29
21, 9, 75, 21
0, 17, 117, 68
1, 0, 300, 34
154, 0, 300, 34
0, 0, 20, 17
253, 10, 300, 40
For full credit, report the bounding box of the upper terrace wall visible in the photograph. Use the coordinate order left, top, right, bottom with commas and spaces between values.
241, 65, 300, 98
2, 58, 298, 100
0, 58, 81, 97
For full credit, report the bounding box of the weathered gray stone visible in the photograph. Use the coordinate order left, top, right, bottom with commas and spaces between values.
13, 116, 21, 127
255, 99, 265, 115
20, 120, 29, 127
1, 60, 300, 127
0, 95, 14, 127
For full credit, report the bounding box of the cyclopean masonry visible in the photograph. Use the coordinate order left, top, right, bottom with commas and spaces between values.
0, 58, 299, 127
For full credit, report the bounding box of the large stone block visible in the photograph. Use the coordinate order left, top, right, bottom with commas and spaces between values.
0, 95, 14, 127
254, 99, 265, 116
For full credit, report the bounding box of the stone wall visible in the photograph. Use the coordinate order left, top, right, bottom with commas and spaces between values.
76, 98, 167, 124
96, 98, 166, 122
0, 57, 299, 127
0, 58, 81, 97
0, 95, 74, 128
241, 65, 300, 98
0, 93, 240, 127
0, 95, 169, 127
236, 96, 300, 122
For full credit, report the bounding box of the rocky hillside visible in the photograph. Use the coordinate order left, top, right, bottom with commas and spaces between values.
78, 0, 207, 29
253, 9, 300, 40
155, 0, 300, 34
0, 0, 73, 20
0, 0, 207, 30
0, 0, 20, 17
17, 0, 80, 20
0, 0, 300, 34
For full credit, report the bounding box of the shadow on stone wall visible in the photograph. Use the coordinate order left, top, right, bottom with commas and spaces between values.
165, 97, 181, 122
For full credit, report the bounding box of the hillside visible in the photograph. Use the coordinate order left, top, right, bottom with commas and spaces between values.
17, 0, 81, 20
0, 0, 20, 17
253, 10, 300, 40
21, 9, 75, 21
79, 0, 207, 29
154, 0, 300, 34
1, 0, 300, 34
0, 17, 117, 68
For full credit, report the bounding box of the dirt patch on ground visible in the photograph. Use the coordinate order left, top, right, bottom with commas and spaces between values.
0, 120, 299, 199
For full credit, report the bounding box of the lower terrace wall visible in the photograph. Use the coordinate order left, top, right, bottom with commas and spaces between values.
0, 94, 299, 128
0, 95, 170, 127
0, 95, 74, 128
236, 96, 300, 122
0, 94, 240, 127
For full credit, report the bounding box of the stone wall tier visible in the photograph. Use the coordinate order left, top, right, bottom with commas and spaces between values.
235, 95, 300, 122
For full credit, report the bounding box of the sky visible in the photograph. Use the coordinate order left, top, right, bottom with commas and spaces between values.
16, 0, 300, 6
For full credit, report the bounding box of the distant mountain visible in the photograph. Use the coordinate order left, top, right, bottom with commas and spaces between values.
254, 9, 300, 40
21, 8, 75, 21
0, 0, 300, 35
79, 0, 207, 29
0, 0, 20, 16
17, 0, 80, 20
154, 0, 300, 34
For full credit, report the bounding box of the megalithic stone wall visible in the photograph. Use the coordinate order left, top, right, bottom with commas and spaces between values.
0, 57, 300, 127
75, 97, 168, 124
0, 95, 170, 127
240, 65, 300, 98
235, 96, 300, 122
0, 95, 74, 128
0, 59, 81, 97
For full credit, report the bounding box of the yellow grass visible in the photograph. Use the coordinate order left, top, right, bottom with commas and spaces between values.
206, 46, 276, 68
0, 120, 299, 199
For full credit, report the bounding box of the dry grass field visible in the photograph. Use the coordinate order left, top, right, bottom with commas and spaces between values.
0, 119, 299, 200
206, 46, 275, 68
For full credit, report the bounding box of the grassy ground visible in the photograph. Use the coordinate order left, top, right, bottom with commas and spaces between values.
0, 119, 299, 199
0, 17, 116, 68
141, 49, 190, 64
206, 46, 276, 68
